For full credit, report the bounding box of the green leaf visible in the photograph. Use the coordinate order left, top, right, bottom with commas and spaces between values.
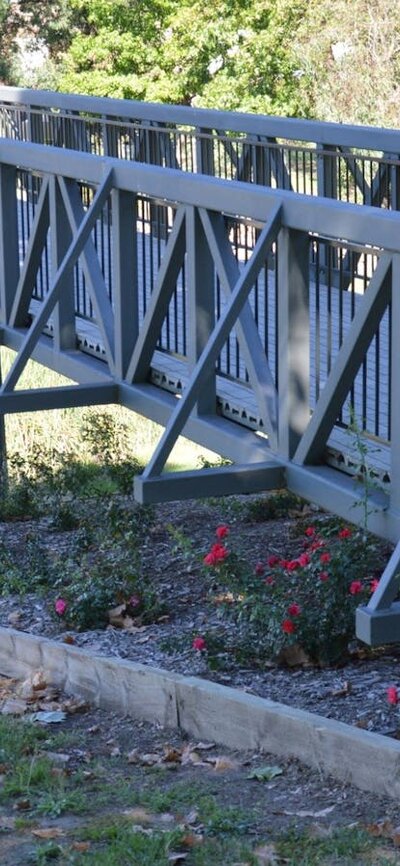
246, 765, 283, 782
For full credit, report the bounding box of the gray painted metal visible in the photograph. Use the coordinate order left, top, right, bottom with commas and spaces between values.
0, 126, 400, 643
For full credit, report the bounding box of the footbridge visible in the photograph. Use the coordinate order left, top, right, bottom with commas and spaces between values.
1, 87, 400, 644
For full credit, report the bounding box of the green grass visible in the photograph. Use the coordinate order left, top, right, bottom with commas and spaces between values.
1, 717, 399, 866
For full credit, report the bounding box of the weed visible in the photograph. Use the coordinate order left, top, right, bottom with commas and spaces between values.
244, 490, 303, 522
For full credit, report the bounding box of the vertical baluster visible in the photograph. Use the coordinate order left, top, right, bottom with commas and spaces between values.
112, 189, 138, 380
50, 176, 76, 351
186, 205, 216, 415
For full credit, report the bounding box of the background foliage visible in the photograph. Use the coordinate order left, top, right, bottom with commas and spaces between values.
1, 0, 400, 127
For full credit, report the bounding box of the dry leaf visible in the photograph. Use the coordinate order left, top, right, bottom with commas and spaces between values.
7, 611, 22, 625
181, 747, 203, 766
140, 753, 161, 766
127, 748, 140, 764
195, 742, 215, 751
184, 808, 199, 826
13, 798, 31, 811
365, 820, 394, 838
213, 756, 239, 772
87, 725, 100, 734
62, 634, 76, 645
32, 827, 65, 840
122, 807, 153, 824
163, 745, 182, 763
72, 842, 91, 852
62, 698, 90, 715
331, 680, 352, 698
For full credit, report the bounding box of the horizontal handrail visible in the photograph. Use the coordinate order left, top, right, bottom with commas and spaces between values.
2, 138, 400, 252
0, 85, 399, 154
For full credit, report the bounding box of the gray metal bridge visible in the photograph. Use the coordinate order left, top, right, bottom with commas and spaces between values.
1, 87, 400, 645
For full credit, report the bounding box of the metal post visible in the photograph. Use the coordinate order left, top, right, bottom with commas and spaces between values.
186, 205, 216, 415
112, 189, 138, 379
277, 228, 310, 459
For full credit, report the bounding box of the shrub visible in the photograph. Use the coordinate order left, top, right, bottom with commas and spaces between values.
202, 522, 382, 664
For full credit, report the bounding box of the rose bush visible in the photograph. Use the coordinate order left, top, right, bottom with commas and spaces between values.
202, 522, 382, 664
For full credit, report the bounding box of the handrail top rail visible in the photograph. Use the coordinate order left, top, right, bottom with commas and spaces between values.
1, 85, 400, 154
3, 136, 400, 254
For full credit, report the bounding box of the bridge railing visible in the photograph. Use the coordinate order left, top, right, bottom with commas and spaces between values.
1, 136, 400, 642
0, 86, 400, 210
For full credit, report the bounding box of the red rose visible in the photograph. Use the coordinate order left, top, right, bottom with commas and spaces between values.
338, 527, 352, 539
349, 580, 363, 595
319, 571, 329, 582
267, 555, 280, 568
298, 553, 310, 567
370, 578, 379, 593
320, 551, 331, 564
287, 603, 301, 617
192, 636, 207, 651
286, 559, 299, 571
281, 619, 296, 634
305, 527, 316, 537
216, 525, 229, 539
387, 686, 399, 705
255, 562, 265, 576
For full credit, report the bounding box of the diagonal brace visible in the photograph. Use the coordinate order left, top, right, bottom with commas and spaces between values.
141, 202, 282, 479
2, 168, 114, 393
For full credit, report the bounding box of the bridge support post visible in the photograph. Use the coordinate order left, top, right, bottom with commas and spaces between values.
277, 228, 310, 459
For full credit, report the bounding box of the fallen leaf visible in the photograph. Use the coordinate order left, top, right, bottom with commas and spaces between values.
13, 799, 31, 811
195, 742, 216, 751
7, 611, 22, 625
122, 807, 153, 824
331, 680, 352, 698
62, 634, 76, 645
62, 698, 90, 715
163, 746, 182, 763
127, 748, 140, 764
213, 756, 240, 772
140, 753, 161, 766
72, 842, 91, 852
181, 747, 203, 766
365, 819, 394, 838
247, 765, 283, 782
183, 808, 199, 826
30, 711, 67, 724
32, 828, 65, 839
87, 725, 100, 734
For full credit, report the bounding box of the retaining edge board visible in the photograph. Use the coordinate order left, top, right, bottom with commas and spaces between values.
1, 626, 399, 799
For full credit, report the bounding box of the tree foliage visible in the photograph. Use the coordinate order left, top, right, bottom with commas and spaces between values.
1, 0, 400, 127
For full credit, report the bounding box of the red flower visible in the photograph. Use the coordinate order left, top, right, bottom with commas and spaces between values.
264, 575, 275, 586
387, 686, 399, 705
370, 578, 380, 593
319, 571, 329, 582
287, 603, 301, 617
192, 636, 207, 651
298, 553, 310, 567
55, 598, 67, 616
282, 619, 296, 634
338, 527, 352, 539
349, 580, 363, 595
286, 559, 299, 571
305, 527, 316, 537
320, 551, 331, 564
310, 539, 324, 551
267, 555, 280, 568
216, 525, 229, 539
204, 543, 229, 565
255, 562, 265, 576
